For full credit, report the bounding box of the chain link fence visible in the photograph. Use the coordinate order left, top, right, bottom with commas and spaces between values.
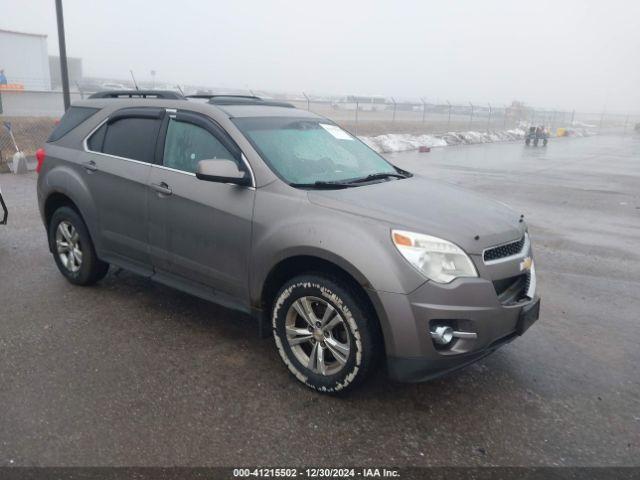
1, 88, 638, 168
282, 95, 639, 138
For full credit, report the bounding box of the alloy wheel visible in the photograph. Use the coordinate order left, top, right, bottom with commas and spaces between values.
285, 296, 351, 376
55, 220, 83, 273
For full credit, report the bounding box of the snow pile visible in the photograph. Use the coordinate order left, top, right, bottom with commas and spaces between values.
360, 125, 597, 154
360, 128, 526, 153
359, 134, 447, 153
572, 121, 597, 129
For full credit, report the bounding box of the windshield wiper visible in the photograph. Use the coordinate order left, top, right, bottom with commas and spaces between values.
346, 172, 411, 184
291, 172, 411, 189
290, 180, 356, 189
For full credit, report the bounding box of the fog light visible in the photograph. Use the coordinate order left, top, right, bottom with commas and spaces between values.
430, 325, 454, 345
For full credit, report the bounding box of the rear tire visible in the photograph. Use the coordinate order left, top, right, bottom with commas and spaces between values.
272, 274, 380, 393
49, 206, 109, 286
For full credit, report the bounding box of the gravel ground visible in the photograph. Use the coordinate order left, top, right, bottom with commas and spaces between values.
0, 133, 638, 467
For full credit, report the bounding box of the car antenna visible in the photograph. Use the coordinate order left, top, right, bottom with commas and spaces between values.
129, 70, 140, 91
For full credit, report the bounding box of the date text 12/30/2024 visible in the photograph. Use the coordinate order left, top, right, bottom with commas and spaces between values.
233, 468, 400, 478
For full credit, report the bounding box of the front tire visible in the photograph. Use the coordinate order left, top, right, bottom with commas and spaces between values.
272, 274, 380, 393
48, 206, 109, 285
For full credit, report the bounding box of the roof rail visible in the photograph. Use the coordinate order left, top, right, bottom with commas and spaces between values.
186, 94, 261, 101
189, 94, 295, 108
88, 90, 185, 100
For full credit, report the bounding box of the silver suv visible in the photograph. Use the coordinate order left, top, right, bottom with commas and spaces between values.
37, 91, 540, 393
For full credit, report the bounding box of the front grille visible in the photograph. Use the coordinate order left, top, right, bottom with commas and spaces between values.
493, 273, 529, 305
483, 236, 525, 262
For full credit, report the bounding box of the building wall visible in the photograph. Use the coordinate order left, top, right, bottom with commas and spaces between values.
49, 56, 83, 89
0, 29, 51, 90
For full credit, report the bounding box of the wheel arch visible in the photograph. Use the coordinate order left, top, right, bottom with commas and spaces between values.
40, 165, 100, 253
44, 192, 81, 230
258, 253, 390, 356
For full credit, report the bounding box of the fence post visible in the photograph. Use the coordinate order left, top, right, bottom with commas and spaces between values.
487, 103, 492, 131
446, 100, 452, 130
391, 97, 397, 123
503, 105, 507, 129
623, 114, 629, 134
468, 102, 474, 130
421, 97, 426, 123
355, 100, 359, 136
570, 110, 575, 125
302, 91, 310, 111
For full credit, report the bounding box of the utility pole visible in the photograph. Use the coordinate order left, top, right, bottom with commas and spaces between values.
55, 0, 71, 111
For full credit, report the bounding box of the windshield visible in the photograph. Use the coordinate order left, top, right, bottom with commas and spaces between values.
233, 117, 400, 186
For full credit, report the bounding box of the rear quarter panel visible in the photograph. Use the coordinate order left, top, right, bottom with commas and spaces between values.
37, 144, 101, 252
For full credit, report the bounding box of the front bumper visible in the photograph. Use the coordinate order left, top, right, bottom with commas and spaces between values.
387, 296, 540, 382
374, 257, 540, 383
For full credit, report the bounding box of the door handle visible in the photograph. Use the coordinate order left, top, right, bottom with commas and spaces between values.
82, 160, 97, 172
151, 182, 172, 196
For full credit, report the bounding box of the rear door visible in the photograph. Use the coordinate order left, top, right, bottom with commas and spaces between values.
148, 109, 255, 303
84, 107, 163, 274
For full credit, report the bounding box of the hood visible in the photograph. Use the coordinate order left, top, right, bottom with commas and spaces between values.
307, 174, 525, 255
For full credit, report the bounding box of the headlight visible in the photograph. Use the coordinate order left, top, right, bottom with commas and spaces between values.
391, 230, 477, 283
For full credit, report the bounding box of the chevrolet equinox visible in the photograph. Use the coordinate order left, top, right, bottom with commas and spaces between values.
36, 91, 540, 393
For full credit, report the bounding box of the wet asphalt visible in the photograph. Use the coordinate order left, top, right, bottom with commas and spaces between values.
0, 134, 638, 467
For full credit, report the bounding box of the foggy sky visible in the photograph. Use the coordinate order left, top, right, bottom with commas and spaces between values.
2, 0, 639, 112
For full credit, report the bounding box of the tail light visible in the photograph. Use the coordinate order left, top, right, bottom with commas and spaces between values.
35, 148, 46, 173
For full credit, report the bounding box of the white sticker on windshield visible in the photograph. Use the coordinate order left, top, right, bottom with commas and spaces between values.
319, 123, 354, 140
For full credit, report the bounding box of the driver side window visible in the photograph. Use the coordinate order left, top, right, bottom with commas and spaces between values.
163, 118, 235, 173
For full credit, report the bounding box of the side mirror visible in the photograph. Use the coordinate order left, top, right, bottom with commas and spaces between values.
196, 159, 251, 186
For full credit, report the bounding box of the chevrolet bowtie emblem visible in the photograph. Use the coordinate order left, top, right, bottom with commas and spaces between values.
520, 257, 533, 271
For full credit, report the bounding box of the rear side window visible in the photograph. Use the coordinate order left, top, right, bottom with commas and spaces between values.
87, 123, 107, 151
47, 106, 99, 142
98, 117, 161, 163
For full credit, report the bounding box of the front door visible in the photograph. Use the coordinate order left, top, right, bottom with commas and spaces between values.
148, 110, 255, 303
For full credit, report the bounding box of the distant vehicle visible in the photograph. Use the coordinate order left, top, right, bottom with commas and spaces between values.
100, 82, 127, 91
525, 126, 548, 146
36, 91, 540, 393
332, 95, 388, 111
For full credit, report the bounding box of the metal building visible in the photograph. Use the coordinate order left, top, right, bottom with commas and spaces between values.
0, 29, 51, 90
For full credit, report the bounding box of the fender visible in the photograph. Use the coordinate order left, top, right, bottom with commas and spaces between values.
249, 196, 426, 304
250, 229, 416, 357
